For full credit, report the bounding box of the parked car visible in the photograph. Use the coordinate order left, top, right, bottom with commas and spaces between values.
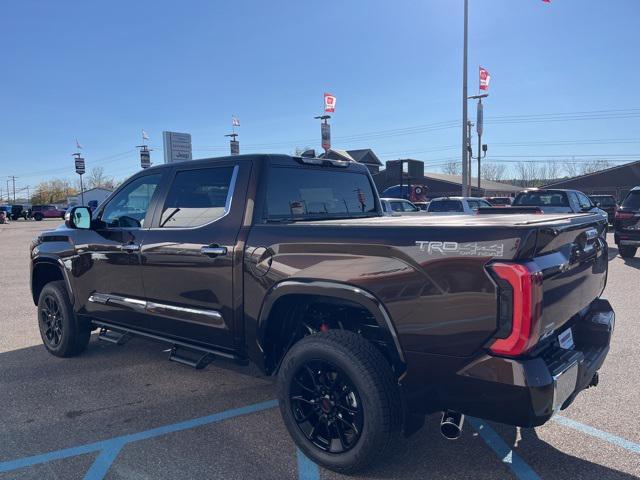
0, 205, 11, 220
30, 204, 66, 221
0, 210, 7, 224
9, 204, 27, 220
413, 201, 430, 211
380, 197, 424, 215
426, 196, 492, 215
513, 189, 607, 218
484, 196, 512, 206
614, 186, 640, 258
589, 194, 617, 225
31, 154, 613, 473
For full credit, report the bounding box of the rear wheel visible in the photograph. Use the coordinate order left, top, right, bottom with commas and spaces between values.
277, 330, 401, 474
33, 213, 43, 221
619, 246, 637, 258
37, 280, 91, 357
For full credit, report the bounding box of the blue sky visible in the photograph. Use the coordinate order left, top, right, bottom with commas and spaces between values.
1, 0, 639, 193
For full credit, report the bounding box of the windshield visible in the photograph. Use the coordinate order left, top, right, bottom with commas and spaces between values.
428, 200, 464, 212
265, 167, 379, 221
513, 191, 569, 207
621, 191, 640, 210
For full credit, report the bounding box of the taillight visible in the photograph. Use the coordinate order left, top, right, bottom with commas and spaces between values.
615, 211, 634, 220
488, 262, 543, 357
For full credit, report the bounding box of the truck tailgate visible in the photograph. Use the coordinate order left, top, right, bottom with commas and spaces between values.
530, 214, 608, 341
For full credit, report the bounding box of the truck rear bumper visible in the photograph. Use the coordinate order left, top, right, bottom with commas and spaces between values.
401, 299, 614, 428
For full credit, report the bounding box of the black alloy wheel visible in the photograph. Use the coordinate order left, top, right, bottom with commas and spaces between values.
289, 360, 364, 453
40, 294, 64, 348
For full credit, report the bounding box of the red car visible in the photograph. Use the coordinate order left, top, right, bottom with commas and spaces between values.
30, 205, 66, 221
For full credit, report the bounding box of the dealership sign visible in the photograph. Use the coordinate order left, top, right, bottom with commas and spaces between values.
74, 157, 85, 175
162, 131, 192, 163
321, 122, 331, 151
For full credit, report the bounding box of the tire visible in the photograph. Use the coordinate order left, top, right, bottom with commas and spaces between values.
277, 330, 401, 474
37, 280, 91, 357
619, 246, 637, 258
34, 213, 43, 221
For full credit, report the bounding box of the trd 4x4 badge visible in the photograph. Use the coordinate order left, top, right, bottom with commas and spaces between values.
415, 240, 504, 257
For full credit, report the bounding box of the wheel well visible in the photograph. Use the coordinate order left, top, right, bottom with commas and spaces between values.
32, 262, 64, 305
262, 294, 399, 376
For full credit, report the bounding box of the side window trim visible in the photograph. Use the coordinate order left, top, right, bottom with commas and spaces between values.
149, 164, 239, 230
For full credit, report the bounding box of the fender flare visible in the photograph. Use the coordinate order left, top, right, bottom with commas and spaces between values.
31, 256, 75, 306
257, 279, 405, 374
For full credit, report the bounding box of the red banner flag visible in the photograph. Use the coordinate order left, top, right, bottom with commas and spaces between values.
479, 66, 491, 91
324, 93, 336, 113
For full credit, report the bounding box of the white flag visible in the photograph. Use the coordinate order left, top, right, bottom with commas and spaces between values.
232, 116, 240, 127
142, 129, 150, 141
75, 137, 83, 150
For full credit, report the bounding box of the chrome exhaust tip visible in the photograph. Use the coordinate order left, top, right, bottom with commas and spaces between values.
440, 410, 465, 440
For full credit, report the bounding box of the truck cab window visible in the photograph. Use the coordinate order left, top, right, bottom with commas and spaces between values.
100, 174, 162, 228
160, 166, 235, 228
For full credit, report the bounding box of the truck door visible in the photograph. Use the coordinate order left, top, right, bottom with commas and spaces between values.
139, 160, 250, 351
78, 172, 165, 330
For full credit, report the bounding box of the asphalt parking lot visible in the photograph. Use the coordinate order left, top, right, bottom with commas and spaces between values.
1, 219, 639, 480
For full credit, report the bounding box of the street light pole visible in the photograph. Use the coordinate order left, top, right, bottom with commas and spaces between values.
461, 0, 469, 197
468, 93, 488, 190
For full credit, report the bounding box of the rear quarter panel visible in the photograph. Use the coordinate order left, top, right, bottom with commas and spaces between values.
244, 224, 535, 360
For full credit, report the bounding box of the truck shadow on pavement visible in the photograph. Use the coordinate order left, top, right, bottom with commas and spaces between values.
0, 338, 637, 479
608, 245, 640, 270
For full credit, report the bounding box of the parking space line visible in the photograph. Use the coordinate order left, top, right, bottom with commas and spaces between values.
468, 417, 541, 480
0, 399, 278, 477
83, 443, 124, 480
553, 415, 640, 454
296, 449, 320, 480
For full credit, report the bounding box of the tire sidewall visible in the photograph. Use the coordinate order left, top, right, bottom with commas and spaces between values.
278, 334, 393, 471
37, 282, 78, 356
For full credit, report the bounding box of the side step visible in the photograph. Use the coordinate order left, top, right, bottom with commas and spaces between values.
98, 328, 131, 345
169, 346, 215, 370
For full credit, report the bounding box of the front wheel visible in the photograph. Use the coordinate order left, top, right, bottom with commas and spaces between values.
277, 330, 401, 474
37, 280, 91, 357
33, 213, 43, 221
619, 245, 637, 258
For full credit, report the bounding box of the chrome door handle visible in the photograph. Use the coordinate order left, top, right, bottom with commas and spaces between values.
119, 243, 140, 252
201, 246, 227, 257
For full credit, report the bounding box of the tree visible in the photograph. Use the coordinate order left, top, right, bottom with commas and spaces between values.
481, 163, 506, 182
579, 159, 612, 175
31, 179, 77, 204
86, 166, 116, 190
441, 160, 461, 176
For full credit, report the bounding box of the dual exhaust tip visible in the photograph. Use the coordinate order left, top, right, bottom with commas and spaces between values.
440, 410, 465, 440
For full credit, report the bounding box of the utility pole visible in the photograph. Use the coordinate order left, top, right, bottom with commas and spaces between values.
468, 93, 488, 189
8, 176, 17, 202
6, 179, 11, 202
466, 120, 473, 193
461, 0, 469, 197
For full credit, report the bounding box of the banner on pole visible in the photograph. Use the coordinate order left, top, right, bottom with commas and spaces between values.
321, 122, 331, 151
479, 67, 491, 91
324, 93, 336, 113
476, 101, 484, 136
74, 157, 85, 175
140, 149, 151, 169
230, 140, 240, 155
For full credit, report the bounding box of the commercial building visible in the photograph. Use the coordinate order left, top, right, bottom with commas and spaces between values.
543, 160, 640, 202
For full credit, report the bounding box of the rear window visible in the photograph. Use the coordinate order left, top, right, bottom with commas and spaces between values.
265, 167, 378, 220
428, 200, 464, 212
621, 191, 640, 210
513, 191, 569, 207
590, 196, 616, 207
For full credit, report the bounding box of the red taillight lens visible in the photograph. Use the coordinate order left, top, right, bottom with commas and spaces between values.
489, 262, 543, 357
615, 211, 633, 220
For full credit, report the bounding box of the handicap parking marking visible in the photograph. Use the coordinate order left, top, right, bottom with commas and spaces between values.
0, 399, 278, 478
552, 415, 640, 454
296, 449, 320, 480
467, 417, 542, 480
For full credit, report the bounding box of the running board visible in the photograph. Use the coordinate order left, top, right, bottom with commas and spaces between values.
98, 328, 131, 345
169, 346, 215, 370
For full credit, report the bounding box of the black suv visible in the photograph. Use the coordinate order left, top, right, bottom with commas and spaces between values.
30, 154, 613, 473
614, 186, 640, 258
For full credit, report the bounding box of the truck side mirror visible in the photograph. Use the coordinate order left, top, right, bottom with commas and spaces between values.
65, 206, 92, 229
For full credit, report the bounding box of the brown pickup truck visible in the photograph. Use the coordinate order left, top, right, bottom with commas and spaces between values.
31, 154, 613, 473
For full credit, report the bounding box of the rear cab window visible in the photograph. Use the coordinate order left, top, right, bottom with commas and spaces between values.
513, 191, 569, 207
428, 200, 464, 212
265, 166, 378, 221
621, 190, 640, 210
